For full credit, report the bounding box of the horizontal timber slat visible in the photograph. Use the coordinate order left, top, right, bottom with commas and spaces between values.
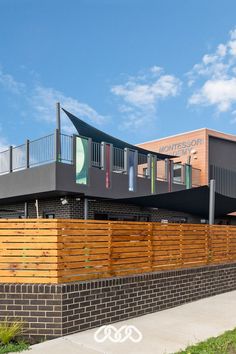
0, 219, 236, 283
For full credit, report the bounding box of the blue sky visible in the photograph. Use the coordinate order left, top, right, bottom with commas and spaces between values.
1, 0, 236, 149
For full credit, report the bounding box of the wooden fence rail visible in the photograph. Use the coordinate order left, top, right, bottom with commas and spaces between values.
1, 219, 236, 283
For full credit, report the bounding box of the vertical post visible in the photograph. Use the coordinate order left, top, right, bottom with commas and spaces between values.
165, 158, 168, 181
35, 199, 39, 219
209, 179, 215, 225
26, 139, 30, 168
56, 102, 61, 161
9, 146, 13, 173
182, 164, 186, 185
101, 142, 112, 189
168, 159, 173, 192
54, 129, 60, 162
84, 198, 88, 219
134, 149, 138, 184
150, 155, 157, 194
88, 138, 92, 168
185, 164, 192, 189
147, 154, 151, 178
101, 142, 106, 170
72, 134, 77, 165
124, 148, 129, 174
56, 102, 61, 132
24, 202, 28, 218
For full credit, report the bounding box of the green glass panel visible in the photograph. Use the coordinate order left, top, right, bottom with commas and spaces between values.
76, 137, 88, 184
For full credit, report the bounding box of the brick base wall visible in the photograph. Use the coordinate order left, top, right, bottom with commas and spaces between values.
0, 197, 200, 223
1, 263, 236, 341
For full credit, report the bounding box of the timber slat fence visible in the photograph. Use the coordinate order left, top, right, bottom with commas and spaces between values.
1, 219, 236, 283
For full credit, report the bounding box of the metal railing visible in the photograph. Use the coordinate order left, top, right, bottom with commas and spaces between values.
137, 153, 148, 177
113, 147, 125, 172
0, 149, 10, 175
0, 131, 200, 192
173, 163, 184, 184
29, 134, 55, 167
92, 142, 101, 168
12, 144, 26, 171
60, 134, 73, 164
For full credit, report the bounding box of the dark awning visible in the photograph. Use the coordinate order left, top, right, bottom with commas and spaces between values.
115, 186, 236, 218
62, 108, 174, 160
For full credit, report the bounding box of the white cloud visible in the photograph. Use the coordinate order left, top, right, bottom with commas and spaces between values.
31, 86, 106, 134
111, 67, 181, 130
0, 137, 8, 152
188, 26, 236, 114
0, 67, 106, 135
0, 68, 25, 94
189, 78, 236, 112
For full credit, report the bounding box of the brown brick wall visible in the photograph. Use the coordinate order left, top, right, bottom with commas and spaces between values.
0, 197, 199, 223
1, 263, 236, 341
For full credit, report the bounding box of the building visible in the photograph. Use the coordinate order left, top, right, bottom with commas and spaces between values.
138, 128, 236, 223
1, 109, 236, 223
0, 108, 202, 223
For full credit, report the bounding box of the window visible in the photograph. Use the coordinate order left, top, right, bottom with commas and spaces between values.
94, 213, 150, 222
173, 163, 182, 183
143, 167, 148, 176
44, 212, 55, 219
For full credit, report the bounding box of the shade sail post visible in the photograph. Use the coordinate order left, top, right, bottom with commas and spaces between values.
84, 198, 88, 219
56, 102, 61, 161
209, 179, 216, 225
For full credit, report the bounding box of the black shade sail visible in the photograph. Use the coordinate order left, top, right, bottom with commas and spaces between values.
62, 108, 173, 160
115, 186, 236, 218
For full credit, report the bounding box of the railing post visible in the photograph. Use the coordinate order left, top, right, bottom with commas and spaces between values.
26, 139, 30, 168
101, 142, 112, 189
72, 134, 77, 166
54, 129, 60, 162
88, 138, 92, 168
182, 164, 186, 185
124, 148, 129, 174
148, 154, 157, 193
185, 163, 192, 189
101, 142, 106, 170
165, 158, 168, 181
9, 146, 13, 173
147, 154, 151, 179
166, 159, 173, 192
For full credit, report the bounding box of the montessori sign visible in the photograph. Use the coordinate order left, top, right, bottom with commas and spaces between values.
159, 138, 204, 156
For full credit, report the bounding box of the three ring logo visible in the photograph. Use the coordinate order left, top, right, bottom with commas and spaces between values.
94, 325, 143, 343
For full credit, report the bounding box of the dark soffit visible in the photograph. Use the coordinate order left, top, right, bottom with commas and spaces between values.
114, 186, 236, 218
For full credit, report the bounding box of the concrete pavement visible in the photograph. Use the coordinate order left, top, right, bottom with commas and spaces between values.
20, 290, 236, 354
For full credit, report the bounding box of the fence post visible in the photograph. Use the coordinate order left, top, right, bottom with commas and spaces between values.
147, 222, 154, 271
179, 224, 183, 267
206, 224, 211, 264
108, 221, 112, 277
9, 146, 13, 173
226, 225, 230, 262
26, 139, 30, 168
